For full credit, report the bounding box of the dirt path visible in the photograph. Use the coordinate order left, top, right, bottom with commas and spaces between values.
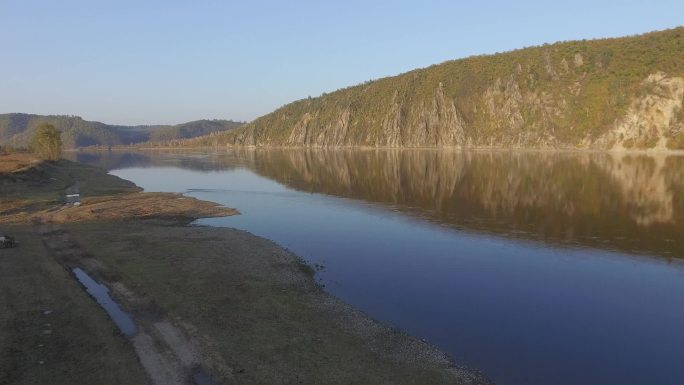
37, 219, 221, 385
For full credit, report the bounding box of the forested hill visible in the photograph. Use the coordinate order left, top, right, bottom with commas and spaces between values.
0, 113, 243, 148
186, 27, 684, 150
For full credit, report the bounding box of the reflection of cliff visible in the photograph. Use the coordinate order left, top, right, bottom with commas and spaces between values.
69, 149, 684, 258
598, 154, 676, 226
239, 149, 684, 258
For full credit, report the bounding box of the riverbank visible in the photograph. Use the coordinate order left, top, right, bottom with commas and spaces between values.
70, 143, 684, 155
0, 155, 490, 384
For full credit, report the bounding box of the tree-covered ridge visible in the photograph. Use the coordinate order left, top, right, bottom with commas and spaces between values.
187, 26, 684, 149
0, 113, 243, 148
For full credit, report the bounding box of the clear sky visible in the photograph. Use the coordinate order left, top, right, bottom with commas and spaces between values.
1, 0, 682, 125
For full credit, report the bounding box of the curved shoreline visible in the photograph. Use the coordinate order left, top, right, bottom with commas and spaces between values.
0, 156, 492, 384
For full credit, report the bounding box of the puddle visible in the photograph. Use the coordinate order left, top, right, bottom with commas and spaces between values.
72, 267, 138, 337
192, 369, 221, 385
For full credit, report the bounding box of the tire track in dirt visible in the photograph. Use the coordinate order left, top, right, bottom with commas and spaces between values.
37, 218, 223, 385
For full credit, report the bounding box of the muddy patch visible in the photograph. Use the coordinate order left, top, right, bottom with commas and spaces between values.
41, 224, 224, 385
72, 267, 138, 337
192, 369, 221, 385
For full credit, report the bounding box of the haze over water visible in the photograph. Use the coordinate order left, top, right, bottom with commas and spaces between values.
71, 149, 684, 385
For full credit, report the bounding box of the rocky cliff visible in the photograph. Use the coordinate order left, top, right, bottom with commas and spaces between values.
189, 27, 684, 150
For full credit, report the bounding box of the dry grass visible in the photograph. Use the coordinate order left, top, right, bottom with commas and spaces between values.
1, 192, 236, 224
66, 220, 488, 385
0, 153, 40, 173
0, 225, 148, 385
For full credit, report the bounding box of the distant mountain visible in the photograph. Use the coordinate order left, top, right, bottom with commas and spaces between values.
0, 113, 243, 148
185, 27, 684, 150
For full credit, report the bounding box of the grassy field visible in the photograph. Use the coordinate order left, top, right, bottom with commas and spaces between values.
65, 220, 484, 384
0, 157, 140, 203
1, 157, 148, 384
0, 153, 39, 173
0, 225, 148, 385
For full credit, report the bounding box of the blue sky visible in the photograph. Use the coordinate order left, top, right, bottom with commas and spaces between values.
1, 0, 682, 125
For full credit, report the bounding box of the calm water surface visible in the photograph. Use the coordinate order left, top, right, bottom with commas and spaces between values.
71, 150, 684, 385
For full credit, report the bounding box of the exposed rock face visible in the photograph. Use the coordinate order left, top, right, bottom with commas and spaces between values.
596, 72, 684, 150
403, 82, 466, 146
287, 112, 314, 145
476, 74, 563, 148
574, 53, 584, 67
381, 91, 403, 146
481, 76, 527, 145
316, 109, 351, 146
227, 71, 683, 150
245, 83, 469, 148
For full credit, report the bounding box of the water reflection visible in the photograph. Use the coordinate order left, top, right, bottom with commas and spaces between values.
243, 149, 684, 259
71, 149, 684, 259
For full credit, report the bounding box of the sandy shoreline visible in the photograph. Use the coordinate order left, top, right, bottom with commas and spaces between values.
0, 155, 491, 384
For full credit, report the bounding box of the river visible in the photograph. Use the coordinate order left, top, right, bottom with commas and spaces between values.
69, 149, 684, 385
